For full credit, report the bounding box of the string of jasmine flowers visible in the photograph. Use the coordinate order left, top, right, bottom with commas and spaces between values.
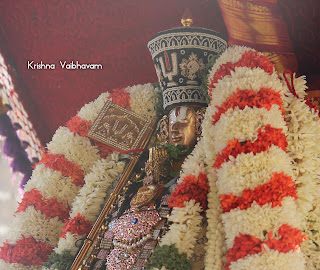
282, 75, 320, 269
156, 46, 320, 270
0, 83, 159, 270
206, 46, 306, 269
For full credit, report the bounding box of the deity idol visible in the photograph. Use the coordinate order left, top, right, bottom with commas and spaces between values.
83, 22, 227, 270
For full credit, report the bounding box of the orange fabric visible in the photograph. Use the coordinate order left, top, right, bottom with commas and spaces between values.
218, 0, 293, 53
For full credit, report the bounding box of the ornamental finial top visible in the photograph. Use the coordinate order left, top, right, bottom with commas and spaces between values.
181, 8, 193, 27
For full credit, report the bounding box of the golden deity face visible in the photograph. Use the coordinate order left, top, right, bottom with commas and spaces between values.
168, 106, 198, 148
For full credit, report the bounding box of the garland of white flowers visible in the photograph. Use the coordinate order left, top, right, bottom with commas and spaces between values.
206, 46, 305, 269
282, 75, 320, 269
158, 46, 320, 270
160, 138, 207, 257
0, 83, 159, 270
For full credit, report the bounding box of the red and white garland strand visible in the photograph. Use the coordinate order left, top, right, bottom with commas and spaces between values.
0, 83, 159, 269
161, 46, 314, 270
207, 47, 306, 269
160, 138, 208, 257
282, 75, 320, 269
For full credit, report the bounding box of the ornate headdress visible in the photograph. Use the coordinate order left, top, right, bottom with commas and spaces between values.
147, 21, 227, 111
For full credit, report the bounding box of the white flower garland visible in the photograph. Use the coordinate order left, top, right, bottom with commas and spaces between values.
282, 75, 320, 268
55, 155, 126, 256
7, 207, 64, 247
204, 46, 305, 269
222, 197, 301, 249
208, 47, 256, 81
229, 250, 305, 270
212, 105, 286, 154
202, 99, 225, 270
179, 136, 208, 181
77, 92, 110, 122
127, 83, 159, 119
155, 46, 320, 270
47, 127, 100, 172
217, 145, 294, 196
24, 164, 79, 204
209, 67, 284, 110
160, 137, 213, 262
0, 84, 158, 269
160, 200, 203, 257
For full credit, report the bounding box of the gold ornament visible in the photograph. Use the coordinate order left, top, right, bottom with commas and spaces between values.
181, 8, 193, 27
130, 185, 158, 208
144, 146, 171, 183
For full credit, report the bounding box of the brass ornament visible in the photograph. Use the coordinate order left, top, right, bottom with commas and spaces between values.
131, 146, 172, 208
130, 185, 158, 208
181, 8, 193, 27
157, 115, 169, 144
144, 146, 171, 184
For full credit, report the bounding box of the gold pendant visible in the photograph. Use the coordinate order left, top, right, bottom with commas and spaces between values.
130, 184, 158, 208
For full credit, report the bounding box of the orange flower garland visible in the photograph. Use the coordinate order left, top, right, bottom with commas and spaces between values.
16, 189, 70, 221
38, 152, 85, 187
108, 88, 131, 110
60, 213, 92, 238
225, 225, 306, 269
213, 125, 287, 170
169, 172, 209, 210
208, 50, 274, 97
66, 116, 90, 137
212, 88, 284, 125
0, 236, 53, 266
220, 172, 298, 213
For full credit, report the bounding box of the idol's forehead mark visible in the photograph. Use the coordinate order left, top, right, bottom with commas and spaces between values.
169, 106, 189, 123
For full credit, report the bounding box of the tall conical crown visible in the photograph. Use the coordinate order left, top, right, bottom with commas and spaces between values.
148, 26, 227, 111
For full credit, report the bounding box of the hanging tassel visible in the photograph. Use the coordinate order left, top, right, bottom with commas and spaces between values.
283, 70, 320, 117
283, 70, 298, 98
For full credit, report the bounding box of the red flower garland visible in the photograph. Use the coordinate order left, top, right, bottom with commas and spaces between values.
225, 224, 306, 269
66, 116, 90, 137
209, 50, 275, 97
16, 189, 70, 221
212, 88, 284, 125
37, 152, 85, 187
220, 172, 297, 213
169, 172, 209, 210
60, 213, 92, 238
213, 125, 287, 170
108, 88, 131, 110
0, 236, 53, 265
